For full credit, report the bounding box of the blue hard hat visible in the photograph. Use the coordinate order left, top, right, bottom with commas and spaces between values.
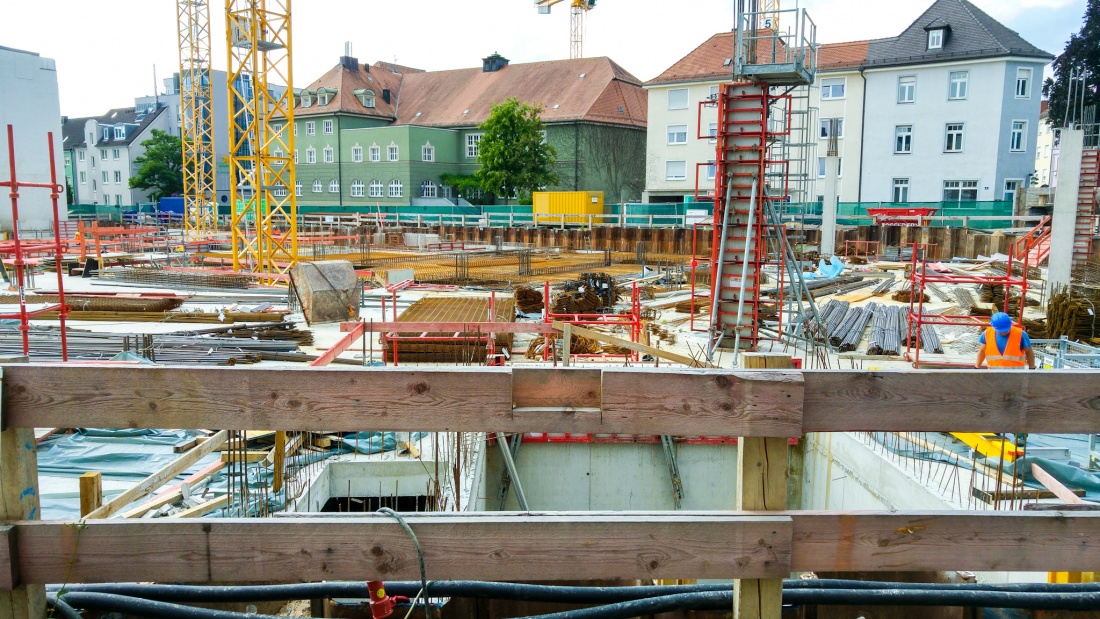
990, 312, 1013, 332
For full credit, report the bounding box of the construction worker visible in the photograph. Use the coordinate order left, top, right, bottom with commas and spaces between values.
975, 312, 1035, 369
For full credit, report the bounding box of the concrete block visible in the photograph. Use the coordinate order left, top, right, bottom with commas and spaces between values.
290, 261, 360, 325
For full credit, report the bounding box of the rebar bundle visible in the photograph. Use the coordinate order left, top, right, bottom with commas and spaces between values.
513, 287, 544, 314
0, 294, 184, 312
872, 278, 898, 295
867, 304, 906, 356
99, 268, 256, 290
829, 305, 874, 351
953, 288, 978, 313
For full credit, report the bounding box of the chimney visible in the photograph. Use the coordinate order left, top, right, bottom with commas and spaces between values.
382, 89, 391, 104
340, 41, 359, 71
482, 52, 509, 73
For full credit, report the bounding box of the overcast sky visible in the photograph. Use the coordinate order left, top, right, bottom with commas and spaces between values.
0, 0, 1086, 118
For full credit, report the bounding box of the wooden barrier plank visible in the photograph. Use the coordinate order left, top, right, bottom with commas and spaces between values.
0, 526, 15, 592
802, 370, 1100, 433
602, 369, 804, 438
10, 515, 792, 585
791, 511, 1100, 573
512, 367, 601, 410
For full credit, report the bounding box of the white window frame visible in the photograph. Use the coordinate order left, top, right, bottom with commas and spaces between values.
1010, 120, 1026, 152
820, 78, 845, 100
369, 180, 383, 198
666, 124, 688, 145
114, 127, 125, 139
709, 85, 720, 100
708, 122, 718, 143
312, 180, 323, 193
115, 194, 122, 206
293, 150, 298, 164
944, 123, 964, 153
295, 181, 302, 196
317, 92, 330, 106
77, 150, 85, 162
819, 118, 844, 139
667, 88, 689, 110
329, 179, 340, 193
948, 71, 968, 100
352, 145, 363, 163
388, 144, 399, 162
301, 93, 312, 108
895, 125, 913, 154
351, 180, 365, 197
898, 76, 916, 103
273, 147, 284, 158
306, 121, 315, 136
101, 149, 108, 160
388, 179, 403, 198
78, 171, 86, 184
323, 119, 333, 135
1015, 68, 1032, 99
705, 160, 716, 181
943, 180, 979, 202
422, 144, 434, 162
817, 157, 842, 178
306, 147, 316, 164
273, 185, 288, 197
112, 149, 120, 160
665, 160, 686, 181
892, 178, 910, 203
323, 146, 334, 163
101, 171, 108, 183
1003, 179, 1022, 203
369, 145, 380, 162
466, 134, 482, 158
928, 29, 943, 50
420, 180, 437, 198
113, 171, 122, 184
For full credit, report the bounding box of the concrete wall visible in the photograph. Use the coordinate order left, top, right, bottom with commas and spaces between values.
0, 46, 66, 230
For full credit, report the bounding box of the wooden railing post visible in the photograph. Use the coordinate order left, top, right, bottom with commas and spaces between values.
79, 472, 103, 517
735, 352, 791, 619
0, 367, 47, 618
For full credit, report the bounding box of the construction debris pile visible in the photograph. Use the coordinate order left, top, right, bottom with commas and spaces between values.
513, 286, 544, 314
1047, 288, 1100, 343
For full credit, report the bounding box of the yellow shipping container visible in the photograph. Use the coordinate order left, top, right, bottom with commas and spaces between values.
532, 191, 604, 225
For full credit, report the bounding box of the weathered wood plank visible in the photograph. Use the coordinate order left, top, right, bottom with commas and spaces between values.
791, 511, 1100, 572
802, 370, 1100, 433
79, 472, 102, 517
553, 322, 714, 368
602, 369, 804, 438
1031, 464, 1085, 505
511, 368, 601, 410
0, 526, 15, 592
10, 515, 792, 585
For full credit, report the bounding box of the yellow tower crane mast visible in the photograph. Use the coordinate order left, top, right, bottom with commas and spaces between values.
176, 0, 217, 240
225, 0, 298, 277
535, 0, 596, 60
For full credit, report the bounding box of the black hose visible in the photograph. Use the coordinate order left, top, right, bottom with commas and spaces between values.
46, 593, 84, 619
49, 581, 372, 603
57, 591, 286, 619
783, 589, 1100, 611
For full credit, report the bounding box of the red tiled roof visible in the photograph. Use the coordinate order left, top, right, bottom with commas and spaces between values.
393, 56, 646, 128
817, 40, 871, 71
290, 60, 404, 119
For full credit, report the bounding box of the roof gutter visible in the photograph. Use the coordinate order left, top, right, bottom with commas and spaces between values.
857, 66, 867, 202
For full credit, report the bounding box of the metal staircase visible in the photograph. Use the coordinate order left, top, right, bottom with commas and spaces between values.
1075, 149, 1100, 266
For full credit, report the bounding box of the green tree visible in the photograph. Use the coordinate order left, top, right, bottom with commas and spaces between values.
1042, 0, 1099, 127
475, 98, 559, 204
65, 181, 74, 206
129, 129, 183, 200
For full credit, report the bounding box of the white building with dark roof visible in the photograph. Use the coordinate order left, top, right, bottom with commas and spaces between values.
0, 45, 66, 230
63, 105, 171, 207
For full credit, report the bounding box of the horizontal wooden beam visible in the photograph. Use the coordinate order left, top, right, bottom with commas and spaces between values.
801, 370, 1100, 433
7, 514, 792, 586
5, 511, 1100, 587
0, 366, 803, 437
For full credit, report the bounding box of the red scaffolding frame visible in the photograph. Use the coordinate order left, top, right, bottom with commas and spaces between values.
0, 125, 69, 360
542, 280, 642, 364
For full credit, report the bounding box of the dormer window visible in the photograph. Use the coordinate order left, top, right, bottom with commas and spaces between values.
114, 127, 125, 139
102, 128, 110, 141
301, 92, 313, 108
317, 89, 333, 106
928, 28, 944, 50
355, 89, 375, 108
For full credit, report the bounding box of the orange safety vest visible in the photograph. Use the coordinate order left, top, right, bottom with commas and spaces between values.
984, 327, 1027, 367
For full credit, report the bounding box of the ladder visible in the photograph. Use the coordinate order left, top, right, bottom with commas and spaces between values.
1074, 149, 1100, 266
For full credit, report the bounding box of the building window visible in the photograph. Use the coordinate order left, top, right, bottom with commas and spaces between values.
368, 145, 380, 162
317, 92, 331, 106
817, 157, 842, 177
352, 145, 363, 162
667, 88, 689, 110
115, 195, 122, 206
944, 123, 964, 152
708, 122, 718, 143
351, 180, 365, 197
274, 185, 288, 197
301, 93, 312, 108
294, 124, 298, 136
388, 179, 403, 198
78, 171, 86, 184
895, 125, 913, 153
101, 149, 108, 160
928, 29, 943, 50
665, 160, 686, 181
948, 71, 968, 100
306, 121, 315, 135
819, 118, 844, 139
102, 129, 110, 141
898, 76, 916, 103
709, 84, 720, 100
323, 146, 334, 163
306, 147, 316, 163
466, 134, 481, 158
388, 144, 399, 161
420, 180, 437, 198
273, 147, 284, 158
293, 150, 298, 163
1010, 120, 1026, 151
369, 180, 383, 197
943, 180, 978, 202
295, 181, 302, 196
329, 179, 340, 193
820, 78, 845, 100
312, 180, 322, 193
78, 150, 85, 162
705, 160, 715, 181
1015, 68, 1032, 99
102, 171, 109, 183
666, 124, 688, 145
358, 90, 375, 108
892, 178, 909, 203
323, 119, 333, 135
1004, 179, 1022, 203
114, 127, 124, 139
113, 171, 122, 184
422, 144, 434, 162
113, 149, 120, 160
